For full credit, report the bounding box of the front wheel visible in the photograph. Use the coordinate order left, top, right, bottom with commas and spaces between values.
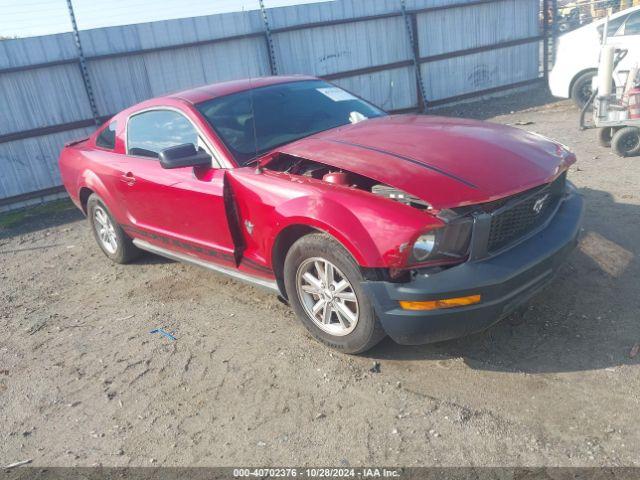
283, 233, 385, 354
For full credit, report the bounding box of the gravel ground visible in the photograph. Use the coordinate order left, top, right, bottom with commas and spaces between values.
1, 86, 639, 467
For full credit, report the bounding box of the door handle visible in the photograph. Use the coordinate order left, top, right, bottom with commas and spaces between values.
120, 172, 136, 186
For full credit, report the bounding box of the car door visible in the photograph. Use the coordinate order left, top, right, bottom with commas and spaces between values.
117, 108, 237, 266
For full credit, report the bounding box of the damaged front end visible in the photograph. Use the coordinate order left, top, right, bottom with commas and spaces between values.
260, 151, 572, 286
261, 152, 476, 279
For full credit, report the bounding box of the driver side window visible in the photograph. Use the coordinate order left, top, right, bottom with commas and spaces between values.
127, 109, 198, 159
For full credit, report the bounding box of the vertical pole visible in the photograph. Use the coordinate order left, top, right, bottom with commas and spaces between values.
542, 0, 550, 79
410, 13, 425, 111
258, 0, 278, 75
551, 0, 557, 68
400, 0, 427, 111
66, 0, 100, 124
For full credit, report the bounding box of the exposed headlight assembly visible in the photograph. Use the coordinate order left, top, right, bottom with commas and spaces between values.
371, 184, 429, 209
370, 184, 472, 265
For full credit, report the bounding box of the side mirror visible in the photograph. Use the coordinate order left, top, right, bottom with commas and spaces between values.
159, 143, 211, 169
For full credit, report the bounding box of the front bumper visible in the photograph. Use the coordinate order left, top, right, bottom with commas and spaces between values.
362, 190, 584, 345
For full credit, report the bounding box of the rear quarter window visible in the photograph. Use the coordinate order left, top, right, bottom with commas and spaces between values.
96, 121, 117, 150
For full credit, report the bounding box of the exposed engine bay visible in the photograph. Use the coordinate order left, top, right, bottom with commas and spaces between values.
266, 154, 429, 210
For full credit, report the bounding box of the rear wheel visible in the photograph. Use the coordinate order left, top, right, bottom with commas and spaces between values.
87, 194, 141, 264
570, 71, 596, 109
284, 233, 385, 354
611, 126, 640, 157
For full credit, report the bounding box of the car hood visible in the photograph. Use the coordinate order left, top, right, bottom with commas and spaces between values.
275, 115, 575, 209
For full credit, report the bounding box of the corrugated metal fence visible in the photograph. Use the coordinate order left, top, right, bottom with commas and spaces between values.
0, 0, 543, 210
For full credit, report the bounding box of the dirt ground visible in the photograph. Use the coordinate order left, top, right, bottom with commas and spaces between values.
1, 86, 639, 468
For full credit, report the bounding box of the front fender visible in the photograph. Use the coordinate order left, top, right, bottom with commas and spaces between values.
273, 195, 381, 266
270, 191, 442, 268
226, 169, 443, 270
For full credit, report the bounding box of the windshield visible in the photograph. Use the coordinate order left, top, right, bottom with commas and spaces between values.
196, 80, 386, 165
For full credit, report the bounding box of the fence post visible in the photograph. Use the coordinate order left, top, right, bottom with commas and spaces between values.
400, 0, 427, 111
66, 0, 100, 125
550, 0, 557, 68
258, 0, 279, 75
542, 0, 550, 79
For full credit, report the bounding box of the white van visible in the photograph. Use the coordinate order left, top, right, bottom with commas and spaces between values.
549, 6, 640, 107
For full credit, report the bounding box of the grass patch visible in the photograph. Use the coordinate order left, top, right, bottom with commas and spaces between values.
0, 199, 76, 229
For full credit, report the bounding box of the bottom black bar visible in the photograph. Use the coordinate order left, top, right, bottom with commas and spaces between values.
0, 467, 639, 480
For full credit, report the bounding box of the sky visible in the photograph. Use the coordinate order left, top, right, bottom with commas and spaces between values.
0, 0, 329, 38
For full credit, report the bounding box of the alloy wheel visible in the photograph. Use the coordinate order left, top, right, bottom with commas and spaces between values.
94, 205, 118, 254
296, 257, 359, 336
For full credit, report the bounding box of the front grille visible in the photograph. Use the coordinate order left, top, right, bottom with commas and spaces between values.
486, 173, 566, 253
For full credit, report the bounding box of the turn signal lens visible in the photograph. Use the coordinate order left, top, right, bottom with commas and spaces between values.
399, 295, 481, 311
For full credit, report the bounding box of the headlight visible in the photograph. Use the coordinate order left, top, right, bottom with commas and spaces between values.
409, 218, 473, 265
412, 233, 436, 261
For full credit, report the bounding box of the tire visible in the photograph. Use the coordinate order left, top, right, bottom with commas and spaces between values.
598, 127, 617, 148
283, 233, 385, 354
570, 71, 596, 109
87, 194, 141, 264
611, 126, 640, 157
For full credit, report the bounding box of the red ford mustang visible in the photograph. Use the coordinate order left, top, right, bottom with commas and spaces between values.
59, 75, 584, 353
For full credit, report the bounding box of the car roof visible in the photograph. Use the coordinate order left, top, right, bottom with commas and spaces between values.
600, 5, 640, 22
166, 75, 318, 104
563, 6, 640, 36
